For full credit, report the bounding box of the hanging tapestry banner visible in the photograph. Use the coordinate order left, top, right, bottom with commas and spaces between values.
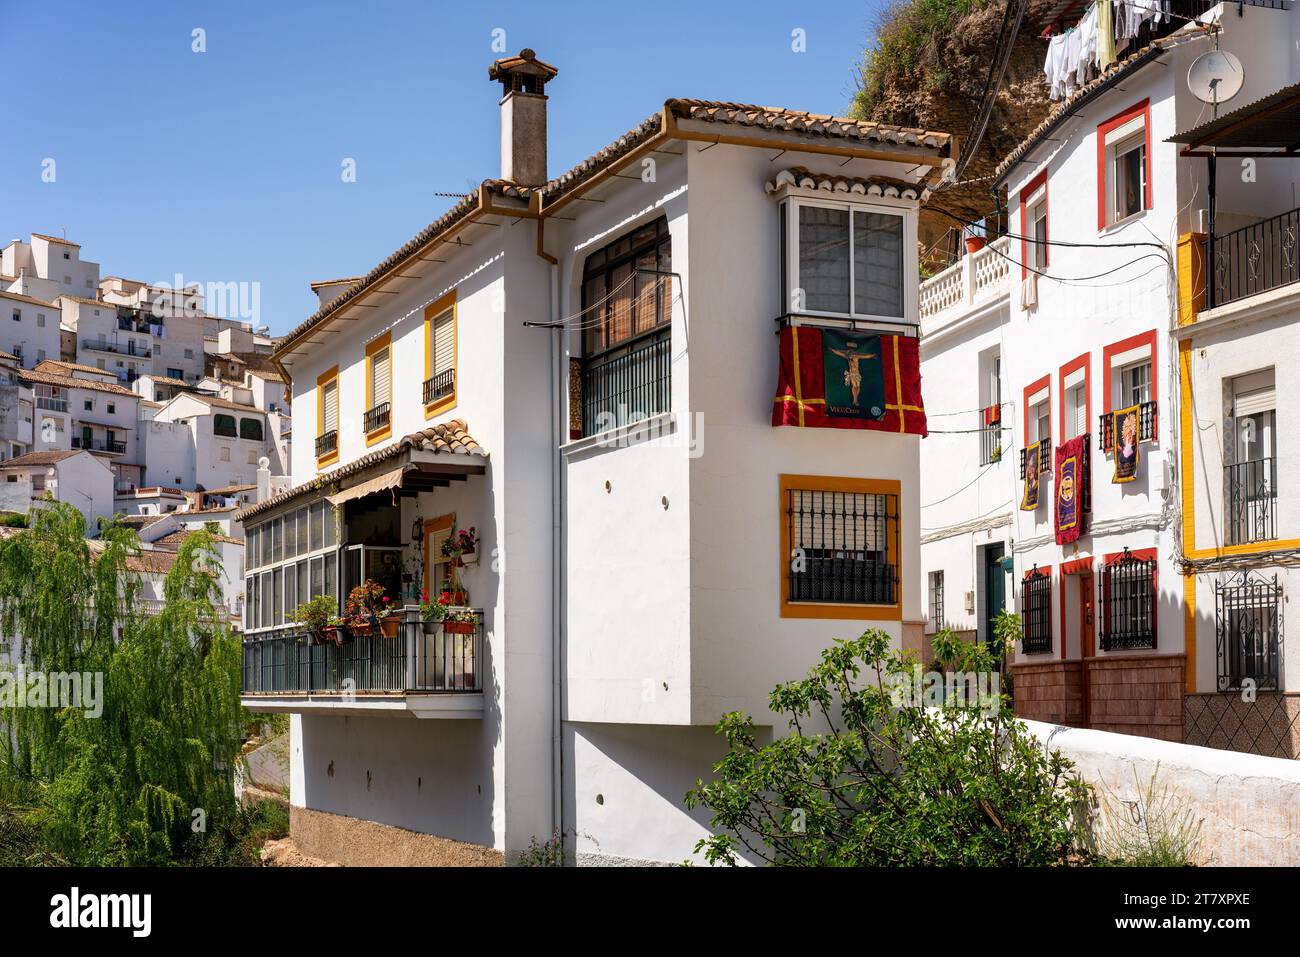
1021, 441, 1042, 511
772, 326, 927, 435
1054, 434, 1089, 544
1112, 404, 1141, 483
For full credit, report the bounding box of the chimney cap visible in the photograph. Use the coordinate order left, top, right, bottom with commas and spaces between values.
488, 48, 558, 86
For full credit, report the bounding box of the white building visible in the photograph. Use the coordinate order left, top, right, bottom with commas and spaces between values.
0, 290, 61, 368
919, 1, 1300, 753
0, 449, 113, 531
150, 392, 281, 490
237, 49, 952, 864
1, 233, 99, 303
0, 351, 35, 461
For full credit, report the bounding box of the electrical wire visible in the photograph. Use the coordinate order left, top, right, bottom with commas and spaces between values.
921, 460, 1001, 508
948, 0, 1030, 183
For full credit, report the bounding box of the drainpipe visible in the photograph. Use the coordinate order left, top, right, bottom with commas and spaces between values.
545, 254, 565, 857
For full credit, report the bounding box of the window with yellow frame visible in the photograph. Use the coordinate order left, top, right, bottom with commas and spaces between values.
422, 514, 456, 594
315, 365, 339, 468
779, 474, 901, 620
364, 332, 393, 445
424, 290, 457, 417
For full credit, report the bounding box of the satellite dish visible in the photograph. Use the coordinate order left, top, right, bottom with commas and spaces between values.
1188, 50, 1244, 105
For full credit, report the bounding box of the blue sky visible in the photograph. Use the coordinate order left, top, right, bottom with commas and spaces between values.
1, 0, 885, 336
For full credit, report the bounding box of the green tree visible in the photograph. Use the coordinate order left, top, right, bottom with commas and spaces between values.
686, 628, 1086, 866
0, 503, 245, 865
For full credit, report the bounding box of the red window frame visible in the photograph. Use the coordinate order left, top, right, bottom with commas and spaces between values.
1096, 99, 1152, 231
1023, 373, 1052, 445
1018, 168, 1049, 279
1058, 352, 1091, 442
1101, 330, 1157, 416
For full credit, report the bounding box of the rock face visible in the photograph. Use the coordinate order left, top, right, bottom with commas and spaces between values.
853, 0, 1057, 264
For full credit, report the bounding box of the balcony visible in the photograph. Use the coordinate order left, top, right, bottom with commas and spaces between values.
579, 326, 671, 438
1019, 440, 1052, 479
1098, 400, 1157, 452
241, 610, 484, 718
81, 338, 151, 359
1225, 457, 1276, 546
314, 429, 337, 458
364, 402, 390, 434
1211, 207, 1300, 309
919, 236, 1011, 326
36, 396, 68, 412
72, 437, 127, 454
423, 368, 455, 405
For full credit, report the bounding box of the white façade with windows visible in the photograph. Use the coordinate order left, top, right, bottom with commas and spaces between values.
248, 55, 950, 866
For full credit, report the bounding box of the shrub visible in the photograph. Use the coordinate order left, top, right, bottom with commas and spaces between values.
686, 628, 1088, 865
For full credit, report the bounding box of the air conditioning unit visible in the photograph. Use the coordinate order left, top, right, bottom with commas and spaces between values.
964, 590, 975, 614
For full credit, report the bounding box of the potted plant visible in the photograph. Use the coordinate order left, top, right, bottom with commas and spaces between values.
439, 576, 468, 609
441, 526, 479, 565
343, 580, 388, 637
420, 588, 449, 635
293, 594, 339, 645
443, 609, 478, 635
376, 595, 401, 638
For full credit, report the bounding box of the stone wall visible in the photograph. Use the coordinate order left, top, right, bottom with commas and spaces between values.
290, 805, 502, 867
1185, 692, 1300, 759
1085, 654, 1185, 742
1011, 659, 1085, 726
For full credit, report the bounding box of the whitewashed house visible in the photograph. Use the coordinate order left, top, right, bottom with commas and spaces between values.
238, 50, 952, 864
0, 289, 61, 368
0, 449, 113, 531
919, 0, 1300, 753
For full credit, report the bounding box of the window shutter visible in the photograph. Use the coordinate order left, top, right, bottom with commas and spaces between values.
1234, 387, 1275, 418
432, 310, 455, 375
372, 347, 390, 406
322, 380, 338, 432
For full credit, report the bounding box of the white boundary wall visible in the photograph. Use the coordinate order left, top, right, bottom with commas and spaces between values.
1025, 719, 1300, 866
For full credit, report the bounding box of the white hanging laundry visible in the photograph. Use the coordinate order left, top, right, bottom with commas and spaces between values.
1077, 5, 1099, 85
1021, 271, 1039, 310
1044, 32, 1070, 100
1064, 25, 1084, 93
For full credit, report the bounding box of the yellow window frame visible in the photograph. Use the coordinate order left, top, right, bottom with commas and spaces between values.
424, 289, 458, 419
364, 331, 393, 446
315, 364, 339, 468
779, 473, 903, 621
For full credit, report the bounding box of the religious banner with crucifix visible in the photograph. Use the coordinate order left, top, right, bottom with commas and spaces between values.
772, 325, 927, 435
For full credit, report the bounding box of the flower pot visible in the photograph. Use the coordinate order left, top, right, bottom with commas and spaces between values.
452, 590, 468, 606
319, 625, 343, 646
444, 619, 476, 635
964, 236, 987, 255
349, 622, 374, 638
422, 619, 443, 635
379, 617, 400, 639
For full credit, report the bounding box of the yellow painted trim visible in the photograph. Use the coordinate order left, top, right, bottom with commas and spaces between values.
779, 474, 903, 621
1186, 538, 1300, 561
364, 332, 393, 447
315, 364, 339, 469
423, 289, 458, 420
1177, 232, 1206, 328
1183, 572, 1196, 693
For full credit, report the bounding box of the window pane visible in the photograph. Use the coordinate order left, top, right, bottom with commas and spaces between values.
297, 560, 309, 607
1119, 144, 1144, 219
272, 517, 283, 564
798, 205, 850, 314
214, 414, 237, 437
323, 503, 336, 547
285, 509, 297, 557
297, 508, 309, 554
324, 551, 336, 604
245, 575, 255, 630
240, 417, 264, 441
310, 557, 323, 604
310, 502, 323, 551
322, 380, 338, 433
853, 211, 904, 318
272, 567, 283, 627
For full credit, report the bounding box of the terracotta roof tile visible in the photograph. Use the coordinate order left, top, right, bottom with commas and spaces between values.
236, 418, 487, 521
0, 449, 82, 468
31, 233, 80, 247
124, 549, 178, 575
0, 290, 58, 308
155, 529, 244, 547
18, 368, 137, 396
765, 166, 925, 200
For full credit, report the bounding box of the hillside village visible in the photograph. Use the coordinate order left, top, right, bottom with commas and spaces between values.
2, 0, 1300, 877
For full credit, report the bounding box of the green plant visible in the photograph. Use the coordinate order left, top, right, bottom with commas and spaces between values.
1087, 765, 1203, 866
343, 579, 396, 627
0, 512, 27, 529
516, 830, 565, 867
0, 504, 244, 866
686, 627, 1088, 866
292, 594, 338, 632
419, 588, 448, 622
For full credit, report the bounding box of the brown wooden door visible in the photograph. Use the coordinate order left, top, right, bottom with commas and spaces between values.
1079, 570, 1094, 727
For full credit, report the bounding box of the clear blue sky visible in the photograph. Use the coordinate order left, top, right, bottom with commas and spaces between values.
1, 0, 885, 336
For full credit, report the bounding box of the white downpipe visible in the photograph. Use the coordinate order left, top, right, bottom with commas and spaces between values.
547, 260, 565, 853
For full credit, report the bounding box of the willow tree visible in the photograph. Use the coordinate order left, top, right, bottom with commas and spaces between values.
0, 502, 244, 865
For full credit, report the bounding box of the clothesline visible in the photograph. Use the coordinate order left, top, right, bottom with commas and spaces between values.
1043, 0, 1181, 101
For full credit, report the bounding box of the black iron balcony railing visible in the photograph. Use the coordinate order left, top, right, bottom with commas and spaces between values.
423, 368, 455, 405
315, 429, 338, 458
1018, 439, 1052, 479
241, 611, 483, 695
1099, 400, 1157, 452
364, 402, 390, 434
580, 326, 671, 438
72, 437, 127, 454
1212, 207, 1300, 309
1225, 457, 1277, 546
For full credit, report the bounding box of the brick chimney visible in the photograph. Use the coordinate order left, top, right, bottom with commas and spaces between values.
488, 48, 558, 187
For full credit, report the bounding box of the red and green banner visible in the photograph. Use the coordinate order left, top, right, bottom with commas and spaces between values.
772, 326, 927, 436
1054, 434, 1089, 545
